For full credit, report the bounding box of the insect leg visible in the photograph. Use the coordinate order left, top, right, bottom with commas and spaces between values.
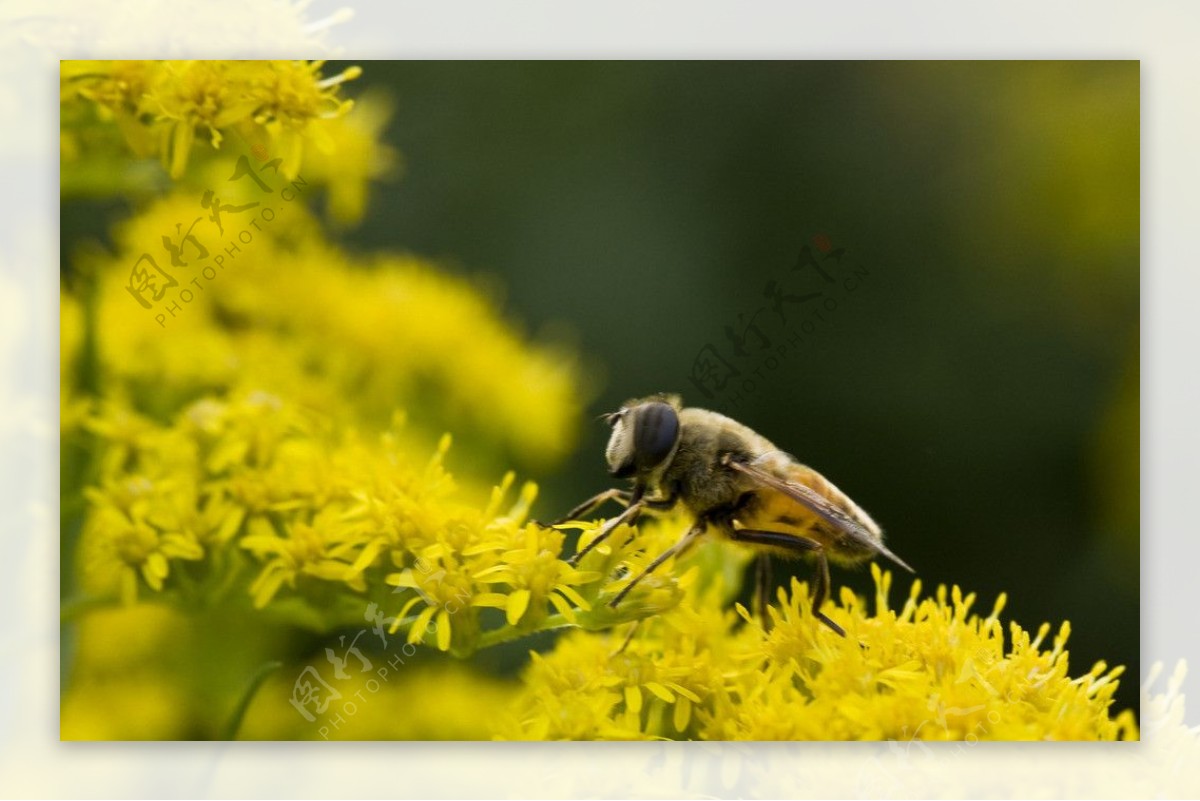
727, 528, 846, 637
568, 498, 643, 566
607, 519, 706, 608
640, 494, 678, 513
550, 488, 633, 526
754, 552, 774, 628
610, 620, 641, 657
810, 546, 844, 637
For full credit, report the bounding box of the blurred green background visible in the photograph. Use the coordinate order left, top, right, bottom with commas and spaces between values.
334, 60, 1139, 714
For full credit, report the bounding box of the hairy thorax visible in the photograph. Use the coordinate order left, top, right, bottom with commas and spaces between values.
659, 408, 775, 517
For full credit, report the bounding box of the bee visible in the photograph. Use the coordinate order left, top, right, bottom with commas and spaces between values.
555, 393, 914, 636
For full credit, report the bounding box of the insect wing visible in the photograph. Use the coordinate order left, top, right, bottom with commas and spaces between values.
726, 458, 914, 573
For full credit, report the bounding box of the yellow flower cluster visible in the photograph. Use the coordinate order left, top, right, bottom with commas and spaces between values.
60, 60, 395, 223
62, 598, 519, 741
60, 192, 583, 469
75, 392, 676, 653
71, 382, 1138, 739
63, 60, 358, 178
61, 605, 197, 740
240, 664, 517, 741
503, 564, 1138, 741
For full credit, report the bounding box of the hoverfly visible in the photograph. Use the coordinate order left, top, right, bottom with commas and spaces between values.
555, 394, 913, 636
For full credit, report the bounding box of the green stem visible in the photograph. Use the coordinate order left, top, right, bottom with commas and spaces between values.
473, 614, 574, 651
382, 608, 574, 654
221, 660, 283, 740
392, 603, 657, 654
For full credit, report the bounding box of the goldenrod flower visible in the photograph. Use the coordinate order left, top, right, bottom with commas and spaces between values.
150, 61, 262, 175
301, 91, 398, 223
239, 60, 361, 179
241, 508, 366, 608
80, 489, 204, 604
502, 564, 1138, 741
61, 59, 391, 218
73, 393, 606, 650
456, 480, 602, 630
60, 605, 193, 740
62, 192, 584, 467
62, 60, 361, 179
238, 664, 517, 741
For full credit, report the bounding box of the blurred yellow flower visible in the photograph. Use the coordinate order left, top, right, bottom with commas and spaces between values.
302, 90, 399, 224
79, 500, 203, 603
60, 604, 190, 740
62, 59, 361, 179
239, 663, 517, 741
61, 190, 584, 468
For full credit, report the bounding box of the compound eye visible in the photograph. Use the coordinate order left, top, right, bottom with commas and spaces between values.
633, 402, 680, 471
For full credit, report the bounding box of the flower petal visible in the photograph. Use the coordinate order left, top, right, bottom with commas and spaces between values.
435, 609, 452, 651
673, 697, 691, 732
506, 589, 531, 626
553, 583, 592, 612
471, 593, 509, 609
624, 685, 642, 715
643, 682, 675, 703
548, 591, 577, 624
407, 604, 437, 645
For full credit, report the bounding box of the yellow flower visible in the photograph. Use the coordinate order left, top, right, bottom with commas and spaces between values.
65, 191, 584, 468
385, 551, 479, 652
301, 91, 398, 223
241, 507, 366, 608
145, 482, 245, 550
80, 492, 204, 604
73, 391, 611, 653
367, 472, 602, 653
239, 664, 517, 741
502, 565, 1138, 741
149, 61, 260, 175
461, 481, 602, 630
61, 605, 194, 741
61, 59, 385, 206
243, 60, 362, 179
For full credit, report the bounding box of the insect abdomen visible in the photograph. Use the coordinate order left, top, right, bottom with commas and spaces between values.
737, 463, 882, 565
